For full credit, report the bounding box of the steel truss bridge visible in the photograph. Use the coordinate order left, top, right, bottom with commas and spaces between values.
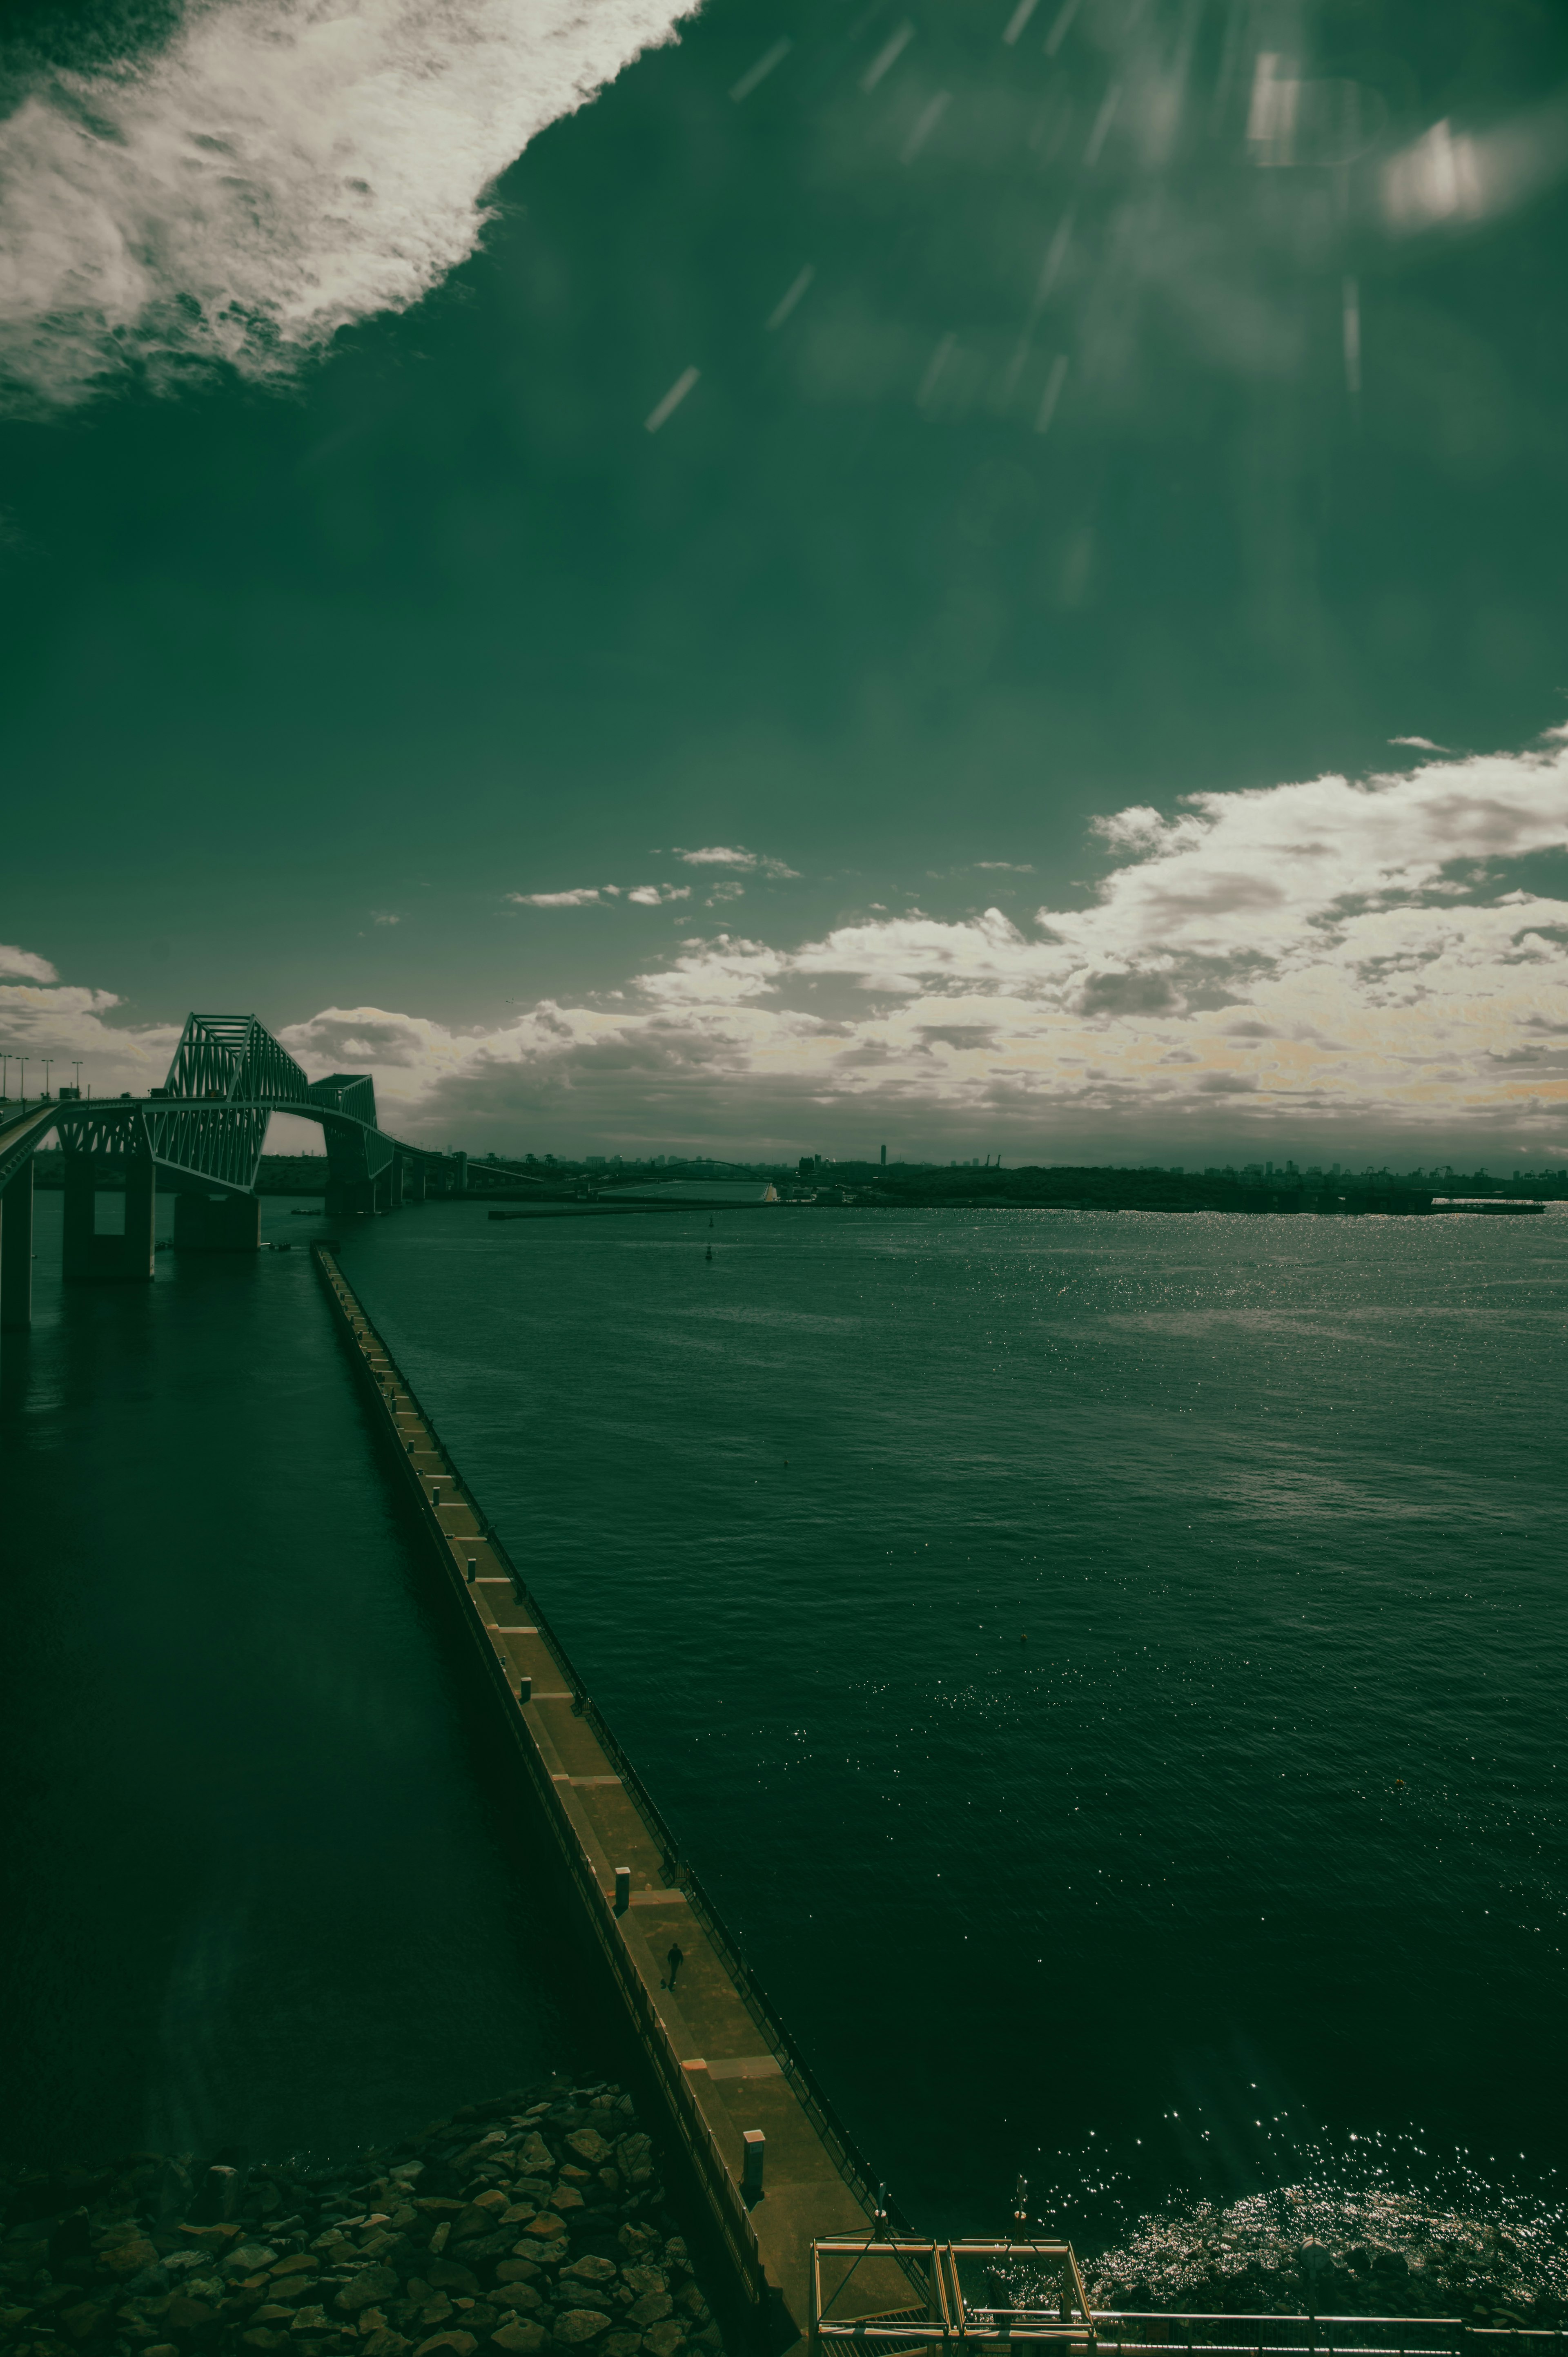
0, 1012, 541, 1328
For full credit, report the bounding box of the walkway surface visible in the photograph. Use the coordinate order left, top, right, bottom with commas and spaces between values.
316, 1252, 918, 2355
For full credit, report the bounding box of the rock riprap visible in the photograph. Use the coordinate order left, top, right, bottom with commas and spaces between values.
0, 2081, 726, 2357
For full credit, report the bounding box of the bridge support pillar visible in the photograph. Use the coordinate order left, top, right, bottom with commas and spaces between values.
326, 1179, 376, 1218
64, 1151, 156, 1284
390, 1157, 405, 1208
406, 1160, 426, 1203
1, 1159, 34, 1332
174, 1192, 260, 1252
373, 1166, 393, 1213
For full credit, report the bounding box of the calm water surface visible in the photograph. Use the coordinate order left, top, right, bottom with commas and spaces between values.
343, 1203, 1567, 2243
0, 1191, 569, 2169
4, 1197, 1564, 2274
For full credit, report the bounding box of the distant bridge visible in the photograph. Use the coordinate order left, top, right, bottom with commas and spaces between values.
0, 1012, 537, 1332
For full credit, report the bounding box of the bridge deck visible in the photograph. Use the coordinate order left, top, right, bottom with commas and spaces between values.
314, 1251, 917, 2354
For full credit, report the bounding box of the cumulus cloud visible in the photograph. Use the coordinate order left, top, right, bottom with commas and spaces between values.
0, 944, 58, 982
508, 881, 693, 910
0, 980, 178, 1091
15, 736, 1568, 1154
0, 0, 693, 413
205, 730, 1568, 1153
673, 845, 801, 877
509, 886, 612, 908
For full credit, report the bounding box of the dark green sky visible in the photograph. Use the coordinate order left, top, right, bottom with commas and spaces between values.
3, 0, 1568, 1157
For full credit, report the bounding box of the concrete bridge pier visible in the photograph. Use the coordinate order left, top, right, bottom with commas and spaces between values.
63, 1150, 156, 1284
174, 1191, 261, 1252
0, 1160, 33, 1332
405, 1158, 426, 1203
325, 1177, 376, 1218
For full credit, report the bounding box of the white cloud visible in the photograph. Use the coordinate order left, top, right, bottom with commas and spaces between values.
0, 982, 178, 1092
508, 886, 609, 908
0, 944, 58, 982
1391, 736, 1451, 752
371, 911, 401, 926
626, 883, 692, 906
0, 0, 694, 413
974, 861, 1035, 872
674, 845, 801, 877
297, 732, 1568, 1149
16, 736, 1568, 1154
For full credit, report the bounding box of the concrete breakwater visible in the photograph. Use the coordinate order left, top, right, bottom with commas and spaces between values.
0, 2078, 729, 2357
310, 1253, 913, 2357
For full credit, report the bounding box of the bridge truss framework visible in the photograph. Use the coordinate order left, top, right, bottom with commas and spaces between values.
0, 1012, 472, 1328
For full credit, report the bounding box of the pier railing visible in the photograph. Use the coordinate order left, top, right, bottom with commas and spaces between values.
806, 2246, 1564, 2357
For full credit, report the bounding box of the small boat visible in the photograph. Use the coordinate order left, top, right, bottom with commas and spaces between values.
705, 1244, 714, 1262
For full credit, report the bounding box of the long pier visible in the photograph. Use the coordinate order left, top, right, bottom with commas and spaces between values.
312, 1248, 918, 2355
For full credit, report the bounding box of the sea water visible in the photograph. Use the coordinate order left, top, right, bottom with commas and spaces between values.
4, 1197, 1564, 2298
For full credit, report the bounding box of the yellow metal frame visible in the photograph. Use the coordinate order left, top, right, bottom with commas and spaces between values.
809, 2240, 1093, 2354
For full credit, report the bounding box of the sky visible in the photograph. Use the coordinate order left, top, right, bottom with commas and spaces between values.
3, 0, 1568, 1163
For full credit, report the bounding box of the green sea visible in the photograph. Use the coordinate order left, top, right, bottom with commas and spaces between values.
4, 1198, 1564, 2306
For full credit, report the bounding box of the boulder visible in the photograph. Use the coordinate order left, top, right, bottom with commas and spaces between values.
619, 2271, 666, 2301
555, 2311, 612, 2345
560, 2259, 617, 2288
516, 2138, 554, 2176
338, 2266, 402, 2315
426, 2265, 481, 2295
101, 2239, 161, 2275
490, 2328, 547, 2355
289, 2305, 330, 2334
166, 2295, 218, 2329
641, 2324, 686, 2357
492, 2287, 543, 2314
496, 2263, 541, 2286
548, 2189, 585, 2215
565, 2134, 612, 2170
626, 2294, 673, 2328
413, 2336, 478, 2357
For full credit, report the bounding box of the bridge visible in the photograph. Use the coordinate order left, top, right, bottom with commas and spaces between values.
0, 1012, 526, 1333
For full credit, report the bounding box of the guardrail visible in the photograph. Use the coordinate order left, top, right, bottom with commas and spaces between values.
806, 2245, 1561, 2357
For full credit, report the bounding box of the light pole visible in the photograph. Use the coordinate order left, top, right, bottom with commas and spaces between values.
18, 1057, 25, 1103
72, 1061, 82, 1094
41, 1057, 53, 1097
0, 1052, 9, 1101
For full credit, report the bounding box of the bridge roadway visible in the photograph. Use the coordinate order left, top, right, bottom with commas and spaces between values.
314, 1248, 922, 2355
